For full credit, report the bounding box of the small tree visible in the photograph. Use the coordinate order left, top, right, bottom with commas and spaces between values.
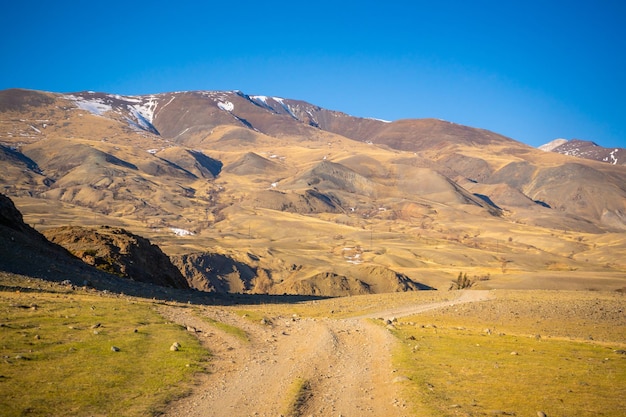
449, 272, 474, 290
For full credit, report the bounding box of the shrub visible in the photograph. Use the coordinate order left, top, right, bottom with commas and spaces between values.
449, 272, 474, 290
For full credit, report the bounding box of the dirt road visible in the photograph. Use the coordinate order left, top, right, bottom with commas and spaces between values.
160, 290, 492, 417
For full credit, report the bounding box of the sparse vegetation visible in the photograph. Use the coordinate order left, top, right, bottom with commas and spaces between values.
449, 272, 474, 290
1, 85, 626, 416
282, 377, 312, 417
195, 312, 249, 341
0, 278, 208, 417
390, 290, 626, 417
392, 324, 625, 417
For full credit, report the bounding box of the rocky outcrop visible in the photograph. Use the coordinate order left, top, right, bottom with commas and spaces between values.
43, 225, 189, 289
170, 252, 257, 293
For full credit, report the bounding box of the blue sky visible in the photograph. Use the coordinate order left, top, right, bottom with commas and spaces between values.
1, 1, 624, 148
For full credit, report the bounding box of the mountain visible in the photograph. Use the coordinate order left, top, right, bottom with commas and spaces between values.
1, 88, 625, 293
539, 139, 626, 165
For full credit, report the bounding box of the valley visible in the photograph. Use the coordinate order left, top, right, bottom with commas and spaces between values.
1, 87, 625, 416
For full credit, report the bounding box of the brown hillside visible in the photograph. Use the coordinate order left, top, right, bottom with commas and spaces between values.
1, 88, 625, 294
43, 225, 189, 289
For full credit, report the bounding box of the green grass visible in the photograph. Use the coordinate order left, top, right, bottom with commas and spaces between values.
0, 286, 208, 417
236, 309, 275, 325
391, 322, 626, 417
196, 312, 249, 342
282, 377, 312, 417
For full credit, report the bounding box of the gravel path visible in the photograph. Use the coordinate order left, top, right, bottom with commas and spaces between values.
159, 290, 493, 417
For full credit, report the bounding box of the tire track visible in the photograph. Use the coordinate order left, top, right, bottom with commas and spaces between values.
161, 290, 493, 416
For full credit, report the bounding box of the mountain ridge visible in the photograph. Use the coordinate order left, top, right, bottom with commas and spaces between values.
539, 138, 625, 165
1, 87, 625, 294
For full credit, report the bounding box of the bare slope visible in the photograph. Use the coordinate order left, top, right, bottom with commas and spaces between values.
1, 88, 626, 294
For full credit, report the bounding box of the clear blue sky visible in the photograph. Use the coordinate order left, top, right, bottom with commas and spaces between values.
1, 1, 624, 148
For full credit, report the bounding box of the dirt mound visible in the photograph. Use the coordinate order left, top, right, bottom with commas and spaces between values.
395, 166, 500, 214
0, 145, 44, 175
527, 163, 626, 230
351, 265, 434, 293
465, 182, 544, 209
335, 154, 390, 179
278, 265, 434, 296
439, 153, 494, 182
486, 161, 537, 188
169, 252, 434, 297
43, 225, 189, 289
23, 138, 138, 182
170, 252, 258, 293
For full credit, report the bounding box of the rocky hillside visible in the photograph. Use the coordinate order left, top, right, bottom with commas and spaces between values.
0, 194, 159, 293
0, 193, 76, 280
43, 225, 189, 289
1, 88, 625, 293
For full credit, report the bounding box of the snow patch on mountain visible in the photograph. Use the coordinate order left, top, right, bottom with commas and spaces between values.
604, 149, 620, 165
366, 117, 392, 123
273, 97, 298, 119
539, 138, 568, 152
63, 93, 160, 135
133, 96, 158, 122
250, 95, 278, 113
218, 101, 234, 112
127, 107, 157, 133
170, 227, 194, 237
542, 139, 625, 165
251, 95, 269, 104
65, 95, 112, 116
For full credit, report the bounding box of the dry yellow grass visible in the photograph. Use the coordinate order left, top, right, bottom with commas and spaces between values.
390, 290, 626, 417
4, 91, 626, 295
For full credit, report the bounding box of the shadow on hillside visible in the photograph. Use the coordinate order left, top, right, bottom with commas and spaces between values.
0, 268, 332, 307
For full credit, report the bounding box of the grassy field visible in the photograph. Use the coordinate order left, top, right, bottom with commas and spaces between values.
0, 275, 208, 417
2, 272, 625, 417
389, 291, 626, 417
228, 289, 626, 416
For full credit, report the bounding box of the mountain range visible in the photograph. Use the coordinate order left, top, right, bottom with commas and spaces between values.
1, 88, 625, 294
